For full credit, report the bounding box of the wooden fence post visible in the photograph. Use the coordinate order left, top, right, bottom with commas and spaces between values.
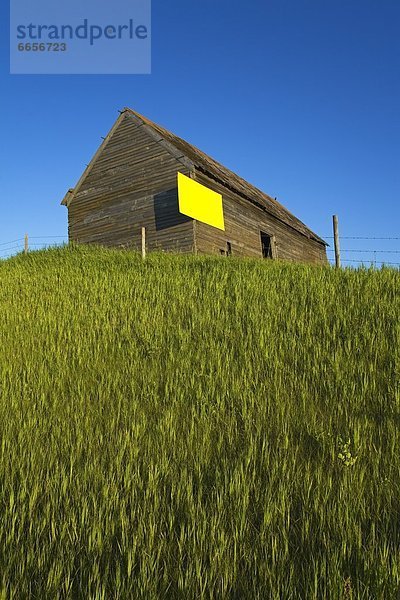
141, 227, 146, 260
333, 215, 341, 268
24, 233, 28, 254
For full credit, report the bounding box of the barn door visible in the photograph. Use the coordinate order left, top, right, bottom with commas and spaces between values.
260, 231, 273, 258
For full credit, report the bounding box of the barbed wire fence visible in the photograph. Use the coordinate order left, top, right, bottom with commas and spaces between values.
0, 233, 399, 267
0, 236, 68, 259
323, 236, 400, 267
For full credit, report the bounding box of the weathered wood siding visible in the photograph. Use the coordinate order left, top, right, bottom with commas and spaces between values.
193, 171, 327, 264
67, 111, 326, 263
68, 113, 195, 253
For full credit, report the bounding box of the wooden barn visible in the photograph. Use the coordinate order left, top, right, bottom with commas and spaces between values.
61, 108, 327, 263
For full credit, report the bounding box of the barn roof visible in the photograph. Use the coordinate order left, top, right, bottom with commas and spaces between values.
123, 109, 326, 246
62, 107, 327, 246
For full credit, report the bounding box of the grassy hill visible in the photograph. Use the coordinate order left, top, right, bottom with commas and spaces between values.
0, 245, 398, 599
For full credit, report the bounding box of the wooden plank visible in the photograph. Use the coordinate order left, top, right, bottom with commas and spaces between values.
333, 215, 341, 268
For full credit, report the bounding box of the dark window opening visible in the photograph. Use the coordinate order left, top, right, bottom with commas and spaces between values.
260, 232, 273, 258
226, 242, 232, 256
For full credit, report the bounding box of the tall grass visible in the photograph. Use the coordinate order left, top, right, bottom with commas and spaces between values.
0, 245, 398, 599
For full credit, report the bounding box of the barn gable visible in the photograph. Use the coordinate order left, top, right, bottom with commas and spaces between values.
62, 111, 195, 252
61, 111, 193, 208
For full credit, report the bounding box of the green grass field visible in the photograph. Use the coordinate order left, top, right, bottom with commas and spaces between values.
0, 245, 398, 599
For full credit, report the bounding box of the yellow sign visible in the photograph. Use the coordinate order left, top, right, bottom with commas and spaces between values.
177, 172, 225, 231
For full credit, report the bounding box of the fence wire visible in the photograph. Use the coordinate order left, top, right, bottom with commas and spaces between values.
0, 235, 399, 266
0, 236, 67, 259
324, 236, 400, 241
325, 236, 399, 266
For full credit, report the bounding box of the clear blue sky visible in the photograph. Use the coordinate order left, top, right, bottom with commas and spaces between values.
1, 0, 399, 265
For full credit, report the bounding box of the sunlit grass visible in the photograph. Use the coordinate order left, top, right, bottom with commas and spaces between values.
0, 244, 398, 599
